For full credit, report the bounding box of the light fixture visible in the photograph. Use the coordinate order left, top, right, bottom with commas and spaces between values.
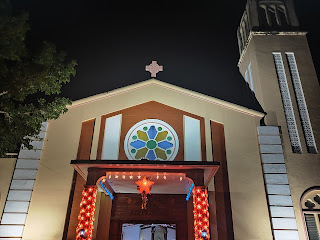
135, 177, 155, 209
201, 230, 207, 239
76, 187, 97, 240
80, 228, 85, 238
193, 187, 210, 240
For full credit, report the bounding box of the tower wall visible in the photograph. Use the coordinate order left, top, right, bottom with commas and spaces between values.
238, 7, 320, 239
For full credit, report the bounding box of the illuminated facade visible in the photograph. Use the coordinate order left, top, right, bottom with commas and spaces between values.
0, 0, 319, 239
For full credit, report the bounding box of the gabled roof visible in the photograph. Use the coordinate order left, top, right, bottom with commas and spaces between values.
70, 79, 265, 117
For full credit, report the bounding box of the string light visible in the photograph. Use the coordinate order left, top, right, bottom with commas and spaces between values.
192, 187, 210, 240
129, 175, 133, 179
76, 186, 97, 240
186, 183, 194, 201
99, 180, 114, 200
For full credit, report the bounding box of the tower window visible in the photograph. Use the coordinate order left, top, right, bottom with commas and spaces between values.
272, 52, 302, 153
286, 53, 318, 154
301, 189, 320, 240
245, 70, 249, 84
248, 63, 254, 92
259, 2, 290, 27
278, 4, 290, 26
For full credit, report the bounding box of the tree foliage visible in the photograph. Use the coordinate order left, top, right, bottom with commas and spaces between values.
0, 1, 76, 157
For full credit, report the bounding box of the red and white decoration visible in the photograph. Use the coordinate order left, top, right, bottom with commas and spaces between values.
76, 186, 97, 240
193, 187, 210, 240
135, 176, 155, 209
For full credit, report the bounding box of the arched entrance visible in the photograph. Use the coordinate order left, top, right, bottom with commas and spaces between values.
99, 171, 193, 240
71, 159, 219, 240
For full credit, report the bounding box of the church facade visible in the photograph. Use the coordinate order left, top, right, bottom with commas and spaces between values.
0, 0, 319, 240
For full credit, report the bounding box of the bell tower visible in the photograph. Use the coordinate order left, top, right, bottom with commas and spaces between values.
237, 0, 319, 154
237, 1, 320, 239
237, 0, 300, 55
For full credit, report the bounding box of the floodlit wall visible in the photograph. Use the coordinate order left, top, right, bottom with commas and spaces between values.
10, 80, 271, 239
0, 158, 16, 217
239, 34, 320, 240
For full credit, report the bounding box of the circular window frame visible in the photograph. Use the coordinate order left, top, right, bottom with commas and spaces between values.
124, 119, 179, 161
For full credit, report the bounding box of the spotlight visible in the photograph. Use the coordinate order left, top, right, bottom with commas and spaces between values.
80, 229, 86, 239
201, 229, 208, 239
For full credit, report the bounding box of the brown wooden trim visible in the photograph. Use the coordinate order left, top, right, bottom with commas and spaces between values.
200, 117, 206, 161
183, 113, 207, 161
211, 121, 234, 240
77, 119, 96, 160
96, 101, 206, 161
208, 191, 218, 240
97, 110, 122, 160
65, 172, 86, 240
96, 193, 112, 240
62, 170, 77, 240
187, 199, 194, 240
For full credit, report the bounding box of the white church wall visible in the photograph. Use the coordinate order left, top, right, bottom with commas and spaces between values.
0, 122, 48, 239
0, 158, 16, 217
241, 34, 320, 240
19, 80, 269, 239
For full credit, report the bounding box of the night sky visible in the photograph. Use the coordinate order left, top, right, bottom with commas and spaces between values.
12, 0, 320, 112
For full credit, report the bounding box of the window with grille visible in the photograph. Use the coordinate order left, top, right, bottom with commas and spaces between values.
273, 52, 302, 153
286, 52, 318, 154
301, 189, 320, 240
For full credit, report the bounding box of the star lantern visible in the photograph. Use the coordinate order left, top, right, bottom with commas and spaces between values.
135, 177, 155, 209
135, 177, 154, 194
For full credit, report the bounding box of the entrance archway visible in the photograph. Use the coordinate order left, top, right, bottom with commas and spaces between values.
71, 159, 219, 240
97, 172, 193, 240
109, 193, 188, 240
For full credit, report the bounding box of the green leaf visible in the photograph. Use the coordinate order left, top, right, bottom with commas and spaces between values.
0, 3, 76, 157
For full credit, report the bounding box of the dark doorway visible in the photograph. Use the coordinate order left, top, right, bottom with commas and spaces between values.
121, 223, 176, 240
108, 194, 189, 240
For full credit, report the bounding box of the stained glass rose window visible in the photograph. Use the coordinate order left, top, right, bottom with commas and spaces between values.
124, 119, 179, 161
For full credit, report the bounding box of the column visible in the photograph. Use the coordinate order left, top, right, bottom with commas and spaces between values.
193, 187, 210, 240
257, 126, 299, 240
0, 122, 48, 239
76, 186, 97, 240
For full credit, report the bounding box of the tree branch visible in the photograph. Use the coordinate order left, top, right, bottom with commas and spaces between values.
0, 110, 13, 119
0, 91, 8, 96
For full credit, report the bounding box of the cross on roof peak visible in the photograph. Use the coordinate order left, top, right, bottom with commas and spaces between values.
145, 61, 163, 78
